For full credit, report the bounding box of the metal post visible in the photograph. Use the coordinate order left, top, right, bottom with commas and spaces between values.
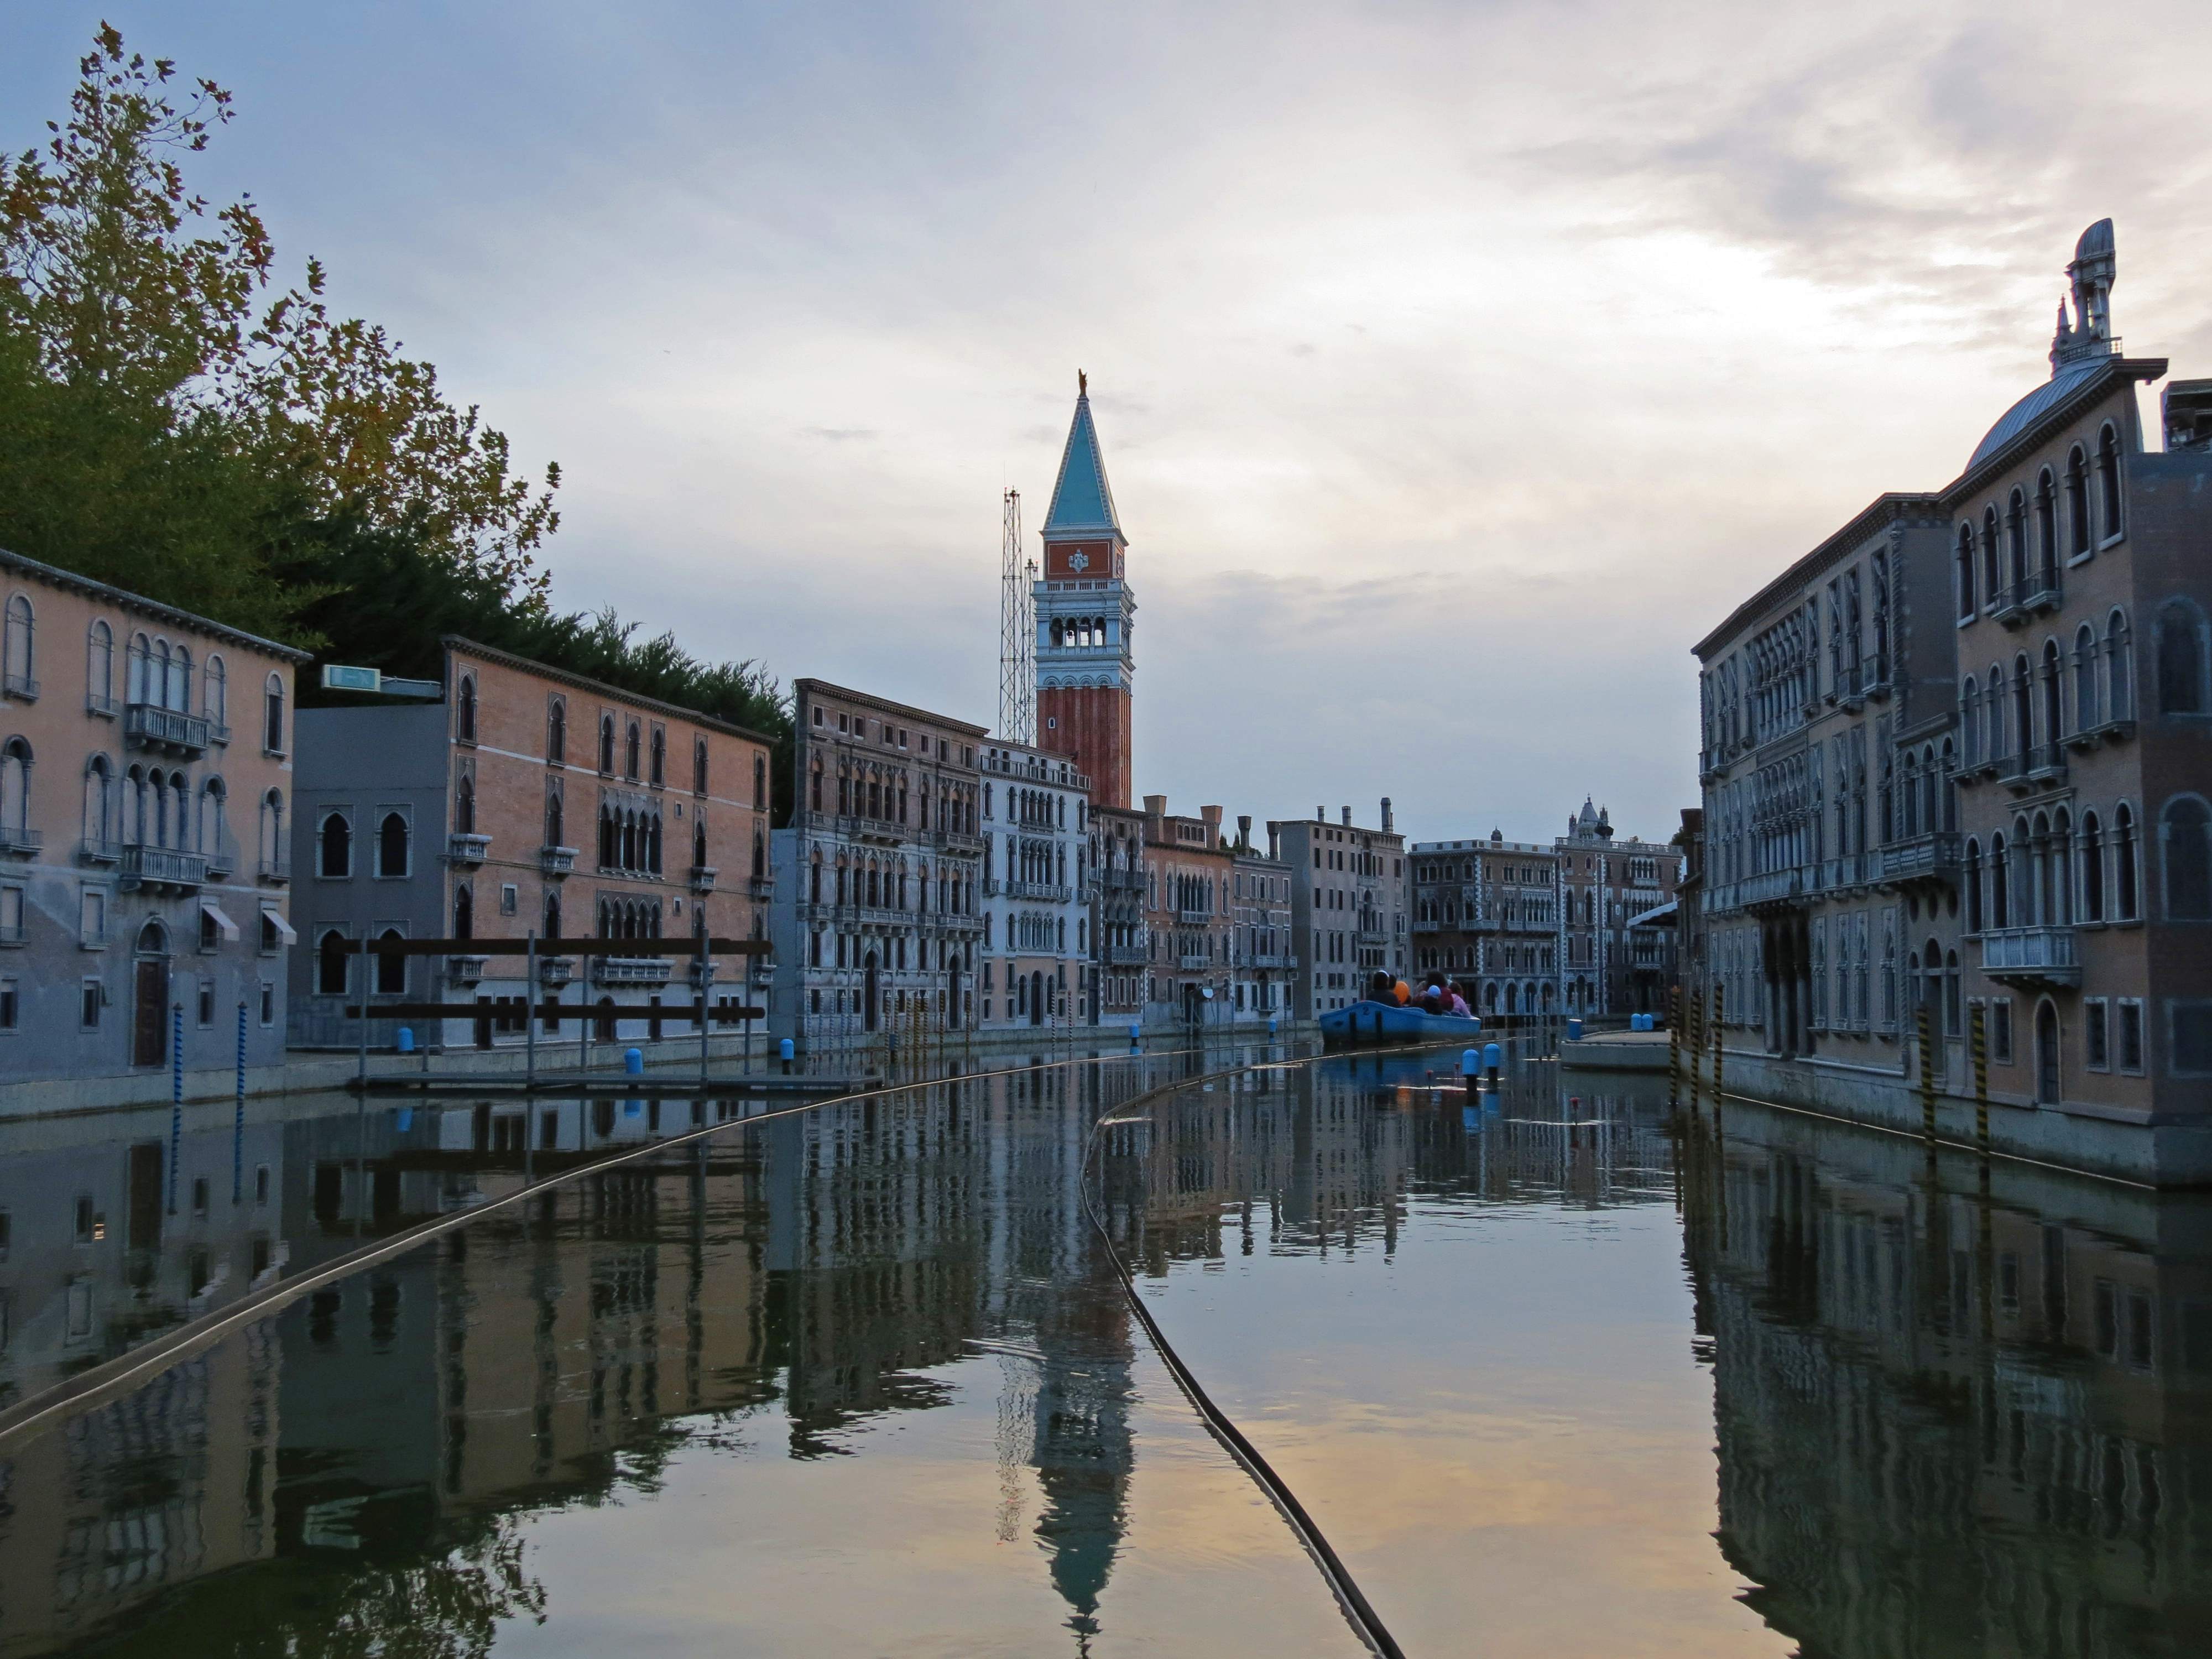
1917, 1001, 1938, 1141
700, 950, 714, 1089
167, 1002, 184, 1215
525, 931, 538, 1090
1973, 1001, 1991, 1156
233, 1000, 247, 1203
581, 953, 593, 1076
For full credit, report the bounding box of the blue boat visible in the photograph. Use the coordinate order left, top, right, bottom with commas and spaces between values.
1319, 999, 1484, 1044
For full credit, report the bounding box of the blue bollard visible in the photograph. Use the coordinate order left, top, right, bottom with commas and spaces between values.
624, 1047, 644, 1076
397, 1026, 415, 1053
1567, 1018, 1584, 1041
1129, 1023, 1141, 1043
779, 1036, 795, 1075
624, 1098, 643, 1118
1483, 1040, 1503, 1097
1462, 1047, 1481, 1106
396, 1107, 413, 1133
1269, 1018, 1277, 1036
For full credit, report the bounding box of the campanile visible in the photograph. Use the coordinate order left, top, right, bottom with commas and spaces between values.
1034, 375, 1136, 808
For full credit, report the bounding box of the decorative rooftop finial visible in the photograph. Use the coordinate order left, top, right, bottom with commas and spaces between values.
2051, 219, 2117, 370
1078, 369, 1087, 397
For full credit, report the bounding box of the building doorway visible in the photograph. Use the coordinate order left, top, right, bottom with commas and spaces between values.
1181, 982, 1201, 1025
864, 953, 879, 1032
1030, 970, 1045, 1026
133, 920, 170, 1067
2036, 1000, 2061, 1104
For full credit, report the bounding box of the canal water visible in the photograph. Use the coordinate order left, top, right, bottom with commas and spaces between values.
2, 1042, 2208, 1656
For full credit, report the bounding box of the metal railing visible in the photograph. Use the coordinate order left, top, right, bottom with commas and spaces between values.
120, 844, 208, 889
541, 845, 578, 875
595, 956, 675, 985
123, 701, 211, 754
1980, 925, 2079, 985
0, 825, 41, 858
448, 833, 492, 865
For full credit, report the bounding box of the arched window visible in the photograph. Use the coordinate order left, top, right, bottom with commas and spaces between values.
453, 884, 474, 940
694, 735, 708, 794
168, 770, 189, 847
650, 726, 665, 786
317, 930, 351, 995
200, 777, 227, 865
646, 813, 662, 874
1980, 506, 2001, 603
375, 928, 406, 995
754, 753, 767, 810
128, 633, 151, 705
1964, 838, 1984, 933
259, 788, 284, 871
455, 774, 476, 835
2107, 610, 2133, 721
2163, 797, 2212, 921
2097, 422, 2123, 539
599, 714, 616, 774
87, 619, 113, 712
2035, 1000, 2061, 1105
693, 818, 708, 872
2065, 445, 2090, 555
263, 673, 285, 754
2053, 808, 2074, 924
1955, 525, 1976, 619
624, 720, 640, 780
2012, 655, 2034, 759
2006, 487, 2028, 591
2074, 623, 2099, 732
2115, 804, 2140, 920
544, 786, 563, 850
0, 738, 30, 839
83, 755, 113, 848
1960, 675, 1979, 765
2041, 638, 2064, 750
377, 811, 410, 878
168, 646, 191, 713
543, 891, 562, 940
1991, 831, 2010, 929
547, 696, 566, 764
2081, 811, 2105, 922
2034, 468, 2057, 583
319, 811, 353, 878
2157, 599, 2208, 714
456, 673, 478, 742
752, 826, 765, 879
204, 653, 225, 728
2, 594, 34, 697
809, 849, 822, 904
1938, 739, 1957, 831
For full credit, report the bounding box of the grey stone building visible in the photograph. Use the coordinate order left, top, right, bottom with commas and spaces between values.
1228, 816, 1293, 1024
0, 550, 307, 1112
1267, 802, 1407, 1019
975, 737, 1090, 1030
773, 679, 986, 1048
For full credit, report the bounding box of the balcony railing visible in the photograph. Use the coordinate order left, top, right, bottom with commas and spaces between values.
534, 956, 575, 987
0, 825, 40, 859
448, 833, 492, 866
2, 674, 38, 702
2063, 717, 2136, 753
1179, 953, 1212, 969
540, 845, 578, 877
594, 956, 674, 985
1101, 944, 1149, 966
0, 923, 24, 947
748, 874, 774, 900
1991, 573, 2063, 628
446, 954, 489, 984
1980, 925, 2080, 988
1102, 867, 1145, 891
258, 856, 291, 883
1879, 832, 1960, 883
119, 844, 208, 891
123, 702, 211, 758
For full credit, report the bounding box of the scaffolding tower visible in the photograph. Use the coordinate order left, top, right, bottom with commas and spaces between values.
998, 488, 1035, 744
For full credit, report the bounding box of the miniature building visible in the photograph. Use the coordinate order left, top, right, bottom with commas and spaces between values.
975, 737, 1091, 1030
1267, 802, 1408, 1019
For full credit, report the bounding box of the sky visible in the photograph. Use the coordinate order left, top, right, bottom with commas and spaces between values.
8, 1, 2211, 847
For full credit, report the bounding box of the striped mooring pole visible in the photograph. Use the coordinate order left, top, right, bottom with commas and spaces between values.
1971, 1001, 1991, 1157
1917, 1002, 1938, 1142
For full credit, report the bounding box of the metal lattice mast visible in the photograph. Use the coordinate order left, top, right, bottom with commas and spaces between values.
998, 488, 1035, 743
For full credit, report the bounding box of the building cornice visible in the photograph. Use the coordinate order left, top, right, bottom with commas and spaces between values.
0, 546, 314, 664
445, 637, 775, 744
1693, 493, 1942, 661
793, 677, 988, 739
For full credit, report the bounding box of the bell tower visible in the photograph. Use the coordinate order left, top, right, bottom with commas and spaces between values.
1035, 374, 1135, 807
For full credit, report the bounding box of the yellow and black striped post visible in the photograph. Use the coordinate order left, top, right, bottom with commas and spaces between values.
1710, 983, 1725, 1109
1971, 1001, 1990, 1156
1917, 1001, 1937, 1141
1686, 988, 1703, 1111
1666, 984, 1682, 1109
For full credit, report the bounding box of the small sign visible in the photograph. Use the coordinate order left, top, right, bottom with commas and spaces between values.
321, 664, 381, 692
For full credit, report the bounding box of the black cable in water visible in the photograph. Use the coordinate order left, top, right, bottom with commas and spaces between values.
1081, 1063, 1408, 1659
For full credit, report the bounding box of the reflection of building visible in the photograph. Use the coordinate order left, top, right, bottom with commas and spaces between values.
0, 549, 307, 1110
774, 680, 987, 1048
1270, 804, 1408, 1019
1684, 1099, 2212, 1654
1690, 221, 2212, 1182
290, 639, 775, 1051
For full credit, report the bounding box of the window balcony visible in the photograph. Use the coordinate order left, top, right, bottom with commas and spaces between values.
540, 844, 578, 877
2063, 717, 2136, 753
1980, 925, 2080, 989
1176, 907, 1211, 924
688, 864, 718, 894
1991, 573, 2064, 629
594, 956, 674, 985
119, 844, 207, 893
448, 833, 492, 867
1010, 880, 1072, 902
748, 874, 774, 900
0, 825, 41, 859
2000, 743, 2069, 794
446, 954, 489, 985
1101, 944, 1149, 966
123, 701, 211, 758
1878, 832, 1960, 884
1411, 919, 1442, 933
1179, 953, 1212, 969
0, 921, 24, 946
534, 956, 575, 987
258, 856, 291, 883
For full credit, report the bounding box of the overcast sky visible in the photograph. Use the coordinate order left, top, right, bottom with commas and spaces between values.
9, 2, 2210, 846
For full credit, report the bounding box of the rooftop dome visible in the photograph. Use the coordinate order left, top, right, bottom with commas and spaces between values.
1969, 356, 2110, 470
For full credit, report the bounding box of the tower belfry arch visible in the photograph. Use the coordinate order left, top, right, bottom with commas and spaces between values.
1032, 374, 1136, 808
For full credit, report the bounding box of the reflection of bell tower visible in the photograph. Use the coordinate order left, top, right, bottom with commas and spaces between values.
1035, 374, 1135, 808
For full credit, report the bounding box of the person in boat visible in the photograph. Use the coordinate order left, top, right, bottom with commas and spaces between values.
1445, 982, 1473, 1018
1367, 971, 1413, 1006
1417, 975, 1448, 1015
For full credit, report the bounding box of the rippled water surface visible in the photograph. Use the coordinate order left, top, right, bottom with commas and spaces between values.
3, 1041, 2208, 1657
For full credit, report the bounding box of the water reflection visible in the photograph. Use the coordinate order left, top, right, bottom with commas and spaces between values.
3, 1047, 2209, 1655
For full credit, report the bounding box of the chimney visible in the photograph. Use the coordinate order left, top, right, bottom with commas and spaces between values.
1200, 805, 1223, 844
1317, 805, 1326, 823
1267, 822, 1280, 860
1237, 814, 1252, 850
1144, 794, 1167, 818
1380, 797, 1394, 834
1340, 805, 1352, 827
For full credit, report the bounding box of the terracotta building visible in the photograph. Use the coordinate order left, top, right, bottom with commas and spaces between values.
0, 549, 307, 1110
290, 639, 774, 1051
1034, 377, 1135, 811
1140, 797, 1234, 1027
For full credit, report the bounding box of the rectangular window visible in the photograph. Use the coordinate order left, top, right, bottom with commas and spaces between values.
500, 884, 519, 916
259, 980, 275, 1026
1991, 997, 2013, 1065
2169, 1000, 2212, 1077
196, 978, 215, 1027
80, 978, 102, 1030
2084, 998, 2109, 1071
0, 979, 15, 1030
0, 884, 21, 943
1810, 916, 1828, 1029
2119, 999, 2146, 1073
81, 888, 106, 948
